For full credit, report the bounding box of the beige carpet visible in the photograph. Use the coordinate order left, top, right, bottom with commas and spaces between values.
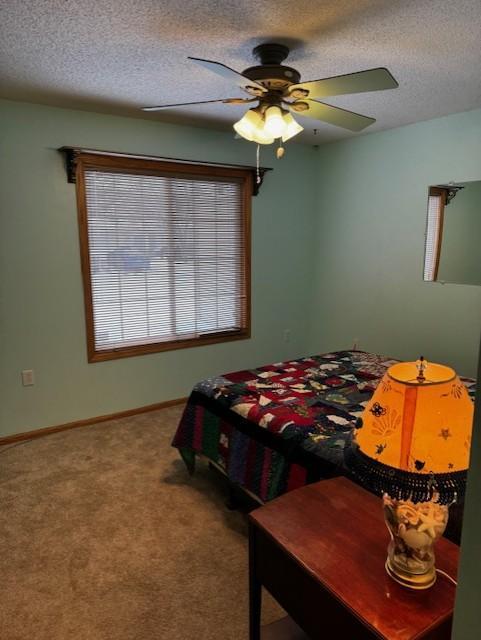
0, 405, 283, 639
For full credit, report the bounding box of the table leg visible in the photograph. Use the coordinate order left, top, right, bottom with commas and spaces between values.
249, 523, 262, 640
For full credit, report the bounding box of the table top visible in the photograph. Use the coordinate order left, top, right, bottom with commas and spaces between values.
249, 477, 459, 640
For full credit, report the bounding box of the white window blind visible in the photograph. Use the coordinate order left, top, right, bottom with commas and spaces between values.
424, 190, 444, 281
83, 168, 247, 353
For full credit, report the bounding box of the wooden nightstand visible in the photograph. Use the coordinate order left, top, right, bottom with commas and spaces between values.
249, 477, 459, 640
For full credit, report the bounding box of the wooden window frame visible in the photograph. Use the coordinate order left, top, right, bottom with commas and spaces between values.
75, 152, 252, 362
424, 186, 447, 282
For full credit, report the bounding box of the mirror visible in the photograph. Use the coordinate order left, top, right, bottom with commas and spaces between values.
424, 180, 481, 285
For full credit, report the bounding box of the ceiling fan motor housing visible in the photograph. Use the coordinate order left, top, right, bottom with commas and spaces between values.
243, 43, 300, 92
242, 64, 300, 90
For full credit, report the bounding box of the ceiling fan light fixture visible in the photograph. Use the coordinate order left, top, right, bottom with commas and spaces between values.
144, 46, 399, 152
281, 112, 304, 142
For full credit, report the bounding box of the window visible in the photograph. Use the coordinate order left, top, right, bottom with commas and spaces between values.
423, 187, 446, 281
75, 152, 251, 361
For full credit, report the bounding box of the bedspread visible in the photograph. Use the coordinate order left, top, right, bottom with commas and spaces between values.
172, 350, 476, 503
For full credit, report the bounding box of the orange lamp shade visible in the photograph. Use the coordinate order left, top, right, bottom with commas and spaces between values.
355, 361, 474, 474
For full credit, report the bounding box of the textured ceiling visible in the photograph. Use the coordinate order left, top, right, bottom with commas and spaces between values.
1, 0, 481, 144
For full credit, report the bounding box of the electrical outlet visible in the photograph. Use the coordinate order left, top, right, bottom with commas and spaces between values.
21, 369, 35, 386
283, 329, 291, 343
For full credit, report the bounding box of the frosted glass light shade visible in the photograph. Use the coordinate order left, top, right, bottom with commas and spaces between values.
282, 112, 304, 142
233, 109, 274, 145
264, 106, 287, 138
250, 128, 275, 145
233, 109, 263, 141
355, 361, 473, 474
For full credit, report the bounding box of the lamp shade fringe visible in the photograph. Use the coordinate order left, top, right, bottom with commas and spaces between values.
344, 437, 466, 505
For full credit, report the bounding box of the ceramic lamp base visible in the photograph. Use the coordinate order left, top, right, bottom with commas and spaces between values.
385, 558, 436, 590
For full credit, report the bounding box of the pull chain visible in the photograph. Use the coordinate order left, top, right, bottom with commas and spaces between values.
276, 139, 285, 159
256, 144, 261, 184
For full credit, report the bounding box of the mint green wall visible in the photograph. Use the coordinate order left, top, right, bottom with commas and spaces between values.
2, 100, 481, 429
438, 180, 481, 286
2, 100, 480, 435
308, 108, 481, 378
452, 338, 481, 639
0, 99, 318, 437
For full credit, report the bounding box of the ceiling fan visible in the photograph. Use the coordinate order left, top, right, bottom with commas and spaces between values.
143, 43, 398, 156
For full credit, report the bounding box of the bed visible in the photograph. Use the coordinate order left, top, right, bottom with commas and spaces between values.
172, 350, 476, 536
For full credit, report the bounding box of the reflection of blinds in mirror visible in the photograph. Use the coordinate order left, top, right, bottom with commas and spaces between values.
424, 189, 444, 281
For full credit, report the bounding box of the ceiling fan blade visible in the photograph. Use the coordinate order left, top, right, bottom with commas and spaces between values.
289, 68, 398, 99
142, 98, 251, 111
290, 100, 375, 132
188, 57, 267, 95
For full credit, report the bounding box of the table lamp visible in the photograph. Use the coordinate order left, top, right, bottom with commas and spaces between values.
346, 358, 474, 589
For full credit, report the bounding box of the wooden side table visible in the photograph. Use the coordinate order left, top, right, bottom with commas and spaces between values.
249, 477, 459, 640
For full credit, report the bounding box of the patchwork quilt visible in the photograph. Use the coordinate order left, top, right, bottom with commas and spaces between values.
172, 350, 476, 503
